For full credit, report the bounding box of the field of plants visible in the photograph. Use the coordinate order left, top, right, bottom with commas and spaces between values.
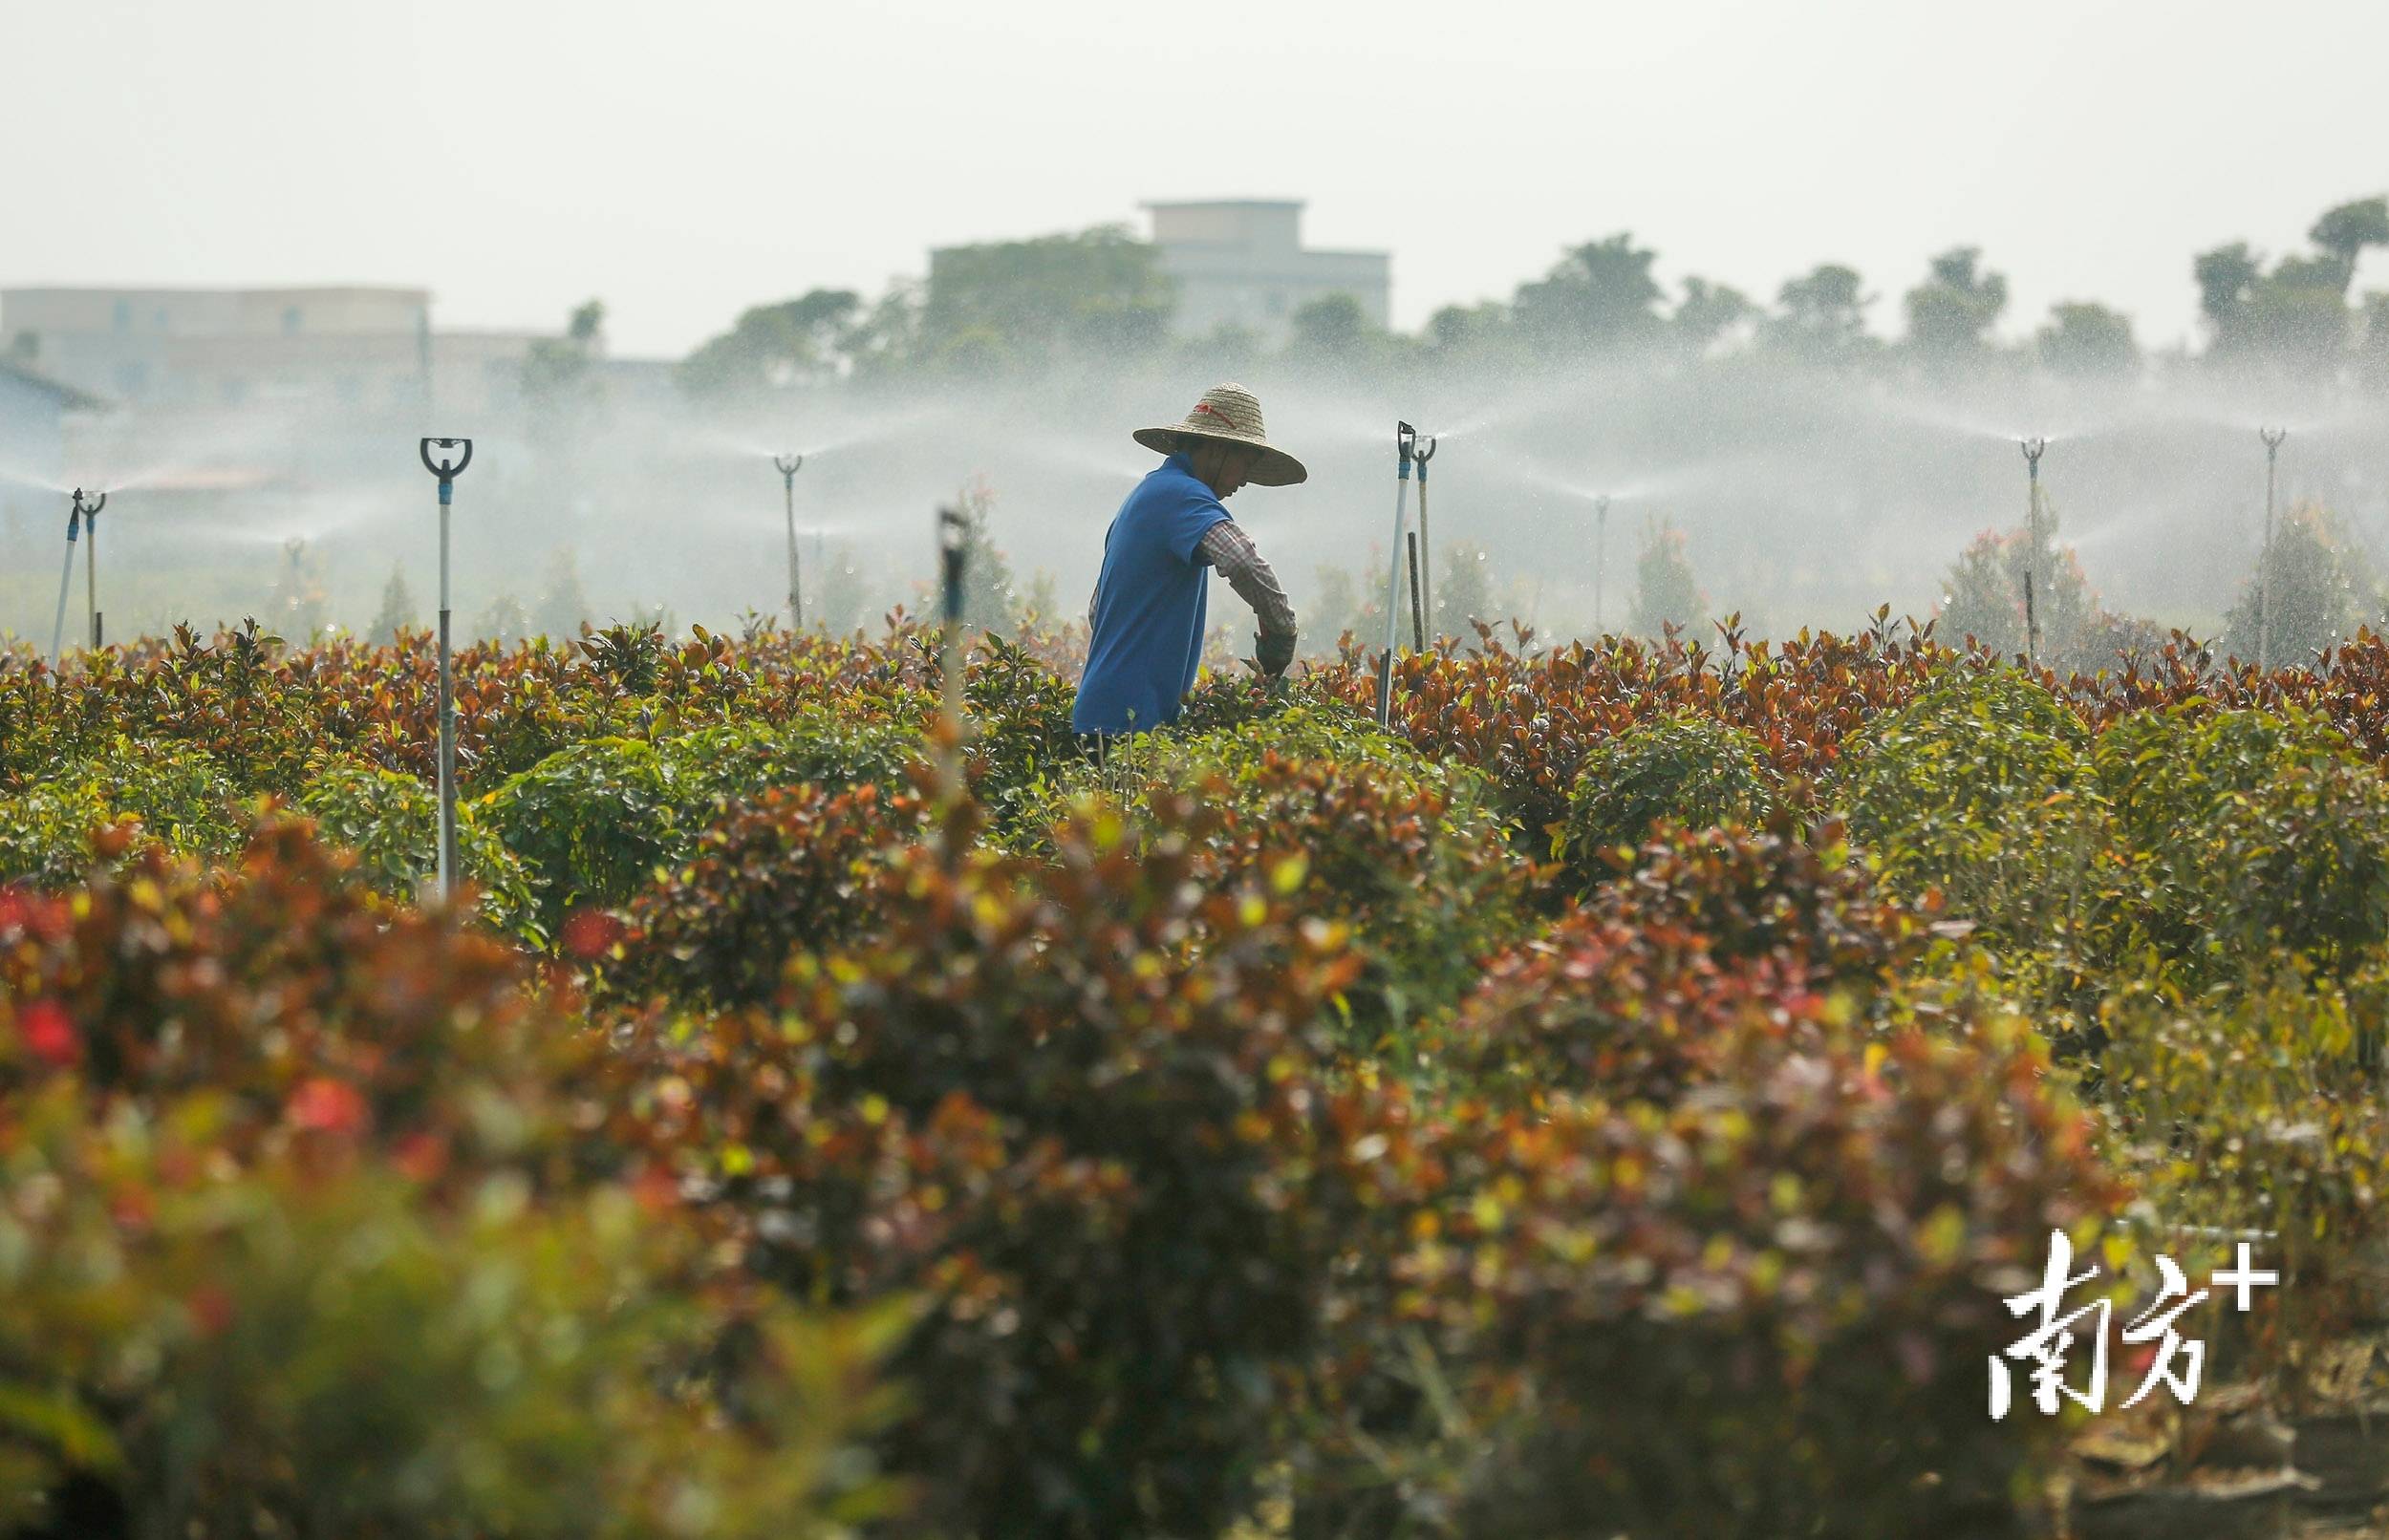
9, 610, 2389, 1537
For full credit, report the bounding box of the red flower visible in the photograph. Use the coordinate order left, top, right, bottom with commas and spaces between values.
288, 1077, 370, 1136
17, 999, 78, 1069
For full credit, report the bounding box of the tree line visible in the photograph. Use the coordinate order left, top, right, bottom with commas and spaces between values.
670, 196, 2389, 393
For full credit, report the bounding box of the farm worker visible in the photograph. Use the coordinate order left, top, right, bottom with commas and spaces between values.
1071, 383, 1303, 738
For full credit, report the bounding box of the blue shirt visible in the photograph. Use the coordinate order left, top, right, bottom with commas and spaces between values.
1072, 453, 1230, 735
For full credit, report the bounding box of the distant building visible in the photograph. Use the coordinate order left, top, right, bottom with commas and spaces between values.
0, 286, 548, 418
1142, 200, 1389, 344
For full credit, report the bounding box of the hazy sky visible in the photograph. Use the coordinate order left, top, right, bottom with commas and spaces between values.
7, 0, 2387, 359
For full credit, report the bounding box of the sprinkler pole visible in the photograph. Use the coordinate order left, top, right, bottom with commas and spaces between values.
2019, 438, 2047, 666
1376, 422, 1418, 724
2259, 428, 2288, 673
775, 453, 805, 631
80, 490, 106, 650
419, 438, 474, 901
936, 504, 969, 801
50, 495, 92, 664
1593, 493, 1611, 636
1411, 434, 1437, 635
1407, 530, 1427, 651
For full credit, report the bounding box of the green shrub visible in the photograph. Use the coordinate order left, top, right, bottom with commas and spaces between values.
1560, 713, 1772, 887
611, 781, 927, 1009
1037, 705, 1536, 1049
300, 759, 543, 944
1318, 1014, 2124, 1539
483, 711, 925, 936
1833, 666, 2103, 958
2092, 705, 2389, 985
0, 828, 898, 1536
613, 797, 1367, 1539
0, 739, 241, 888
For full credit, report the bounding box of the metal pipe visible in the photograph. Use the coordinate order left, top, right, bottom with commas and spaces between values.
2259, 428, 2288, 673
420, 438, 474, 900
1593, 493, 1611, 635
1411, 434, 1437, 633
1406, 530, 1426, 652
936, 504, 969, 802
1375, 422, 1417, 724
775, 453, 805, 631
2019, 438, 2046, 666
50, 498, 90, 664
83, 496, 101, 651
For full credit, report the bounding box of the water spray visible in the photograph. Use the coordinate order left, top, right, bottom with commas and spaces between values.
1411, 434, 1437, 632
419, 437, 474, 902
48, 492, 99, 663
1375, 422, 1418, 724
2019, 438, 2047, 666
775, 452, 806, 630
2259, 427, 2288, 673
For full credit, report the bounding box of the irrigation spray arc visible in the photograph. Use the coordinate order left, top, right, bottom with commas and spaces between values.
1375, 422, 1418, 725
775, 453, 805, 630
419, 437, 474, 902
2260, 427, 2289, 673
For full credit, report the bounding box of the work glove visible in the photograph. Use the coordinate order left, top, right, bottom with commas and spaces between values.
1255, 629, 1297, 679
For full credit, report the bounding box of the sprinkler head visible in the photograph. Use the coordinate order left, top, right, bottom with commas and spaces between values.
2261, 427, 2289, 455
71, 487, 105, 521
419, 438, 474, 484
1397, 421, 1416, 464
2019, 438, 2047, 469
774, 452, 805, 481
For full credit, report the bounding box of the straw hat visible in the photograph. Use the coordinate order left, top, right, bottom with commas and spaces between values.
1133, 383, 1308, 486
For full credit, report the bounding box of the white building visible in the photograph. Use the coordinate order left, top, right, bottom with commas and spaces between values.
1143, 200, 1389, 345
0, 287, 552, 418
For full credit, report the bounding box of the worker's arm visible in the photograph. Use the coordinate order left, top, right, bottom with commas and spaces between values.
1196, 520, 1298, 674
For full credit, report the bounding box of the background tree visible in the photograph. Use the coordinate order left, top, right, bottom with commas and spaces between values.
2194, 242, 2264, 355
916, 225, 1173, 374
370, 565, 419, 640
471, 592, 533, 647
1287, 292, 1387, 371
1934, 509, 2097, 664
1628, 517, 1702, 638
1431, 541, 1497, 641
2037, 302, 2140, 379
1510, 233, 1664, 357
523, 300, 605, 408
1903, 247, 2009, 365
1671, 277, 1756, 358
2358, 292, 2389, 394
2308, 197, 2389, 291
1764, 264, 1874, 367
951, 476, 1020, 634
676, 289, 862, 398
536, 546, 592, 641
2220, 502, 2379, 665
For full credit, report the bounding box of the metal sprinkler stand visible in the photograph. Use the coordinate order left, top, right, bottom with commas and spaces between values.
2259, 428, 2288, 673
1376, 422, 1418, 724
936, 504, 970, 802
1411, 434, 1437, 637
76, 488, 108, 651
419, 437, 474, 902
1593, 493, 1611, 636
775, 453, 806, 631
2019, 438, 2047, 667
50, 491, 98, 663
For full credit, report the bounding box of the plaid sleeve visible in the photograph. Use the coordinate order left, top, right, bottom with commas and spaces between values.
1197, 521, 1297, 638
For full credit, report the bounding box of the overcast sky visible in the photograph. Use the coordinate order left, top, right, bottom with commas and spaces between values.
6, 0, 2386, 360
